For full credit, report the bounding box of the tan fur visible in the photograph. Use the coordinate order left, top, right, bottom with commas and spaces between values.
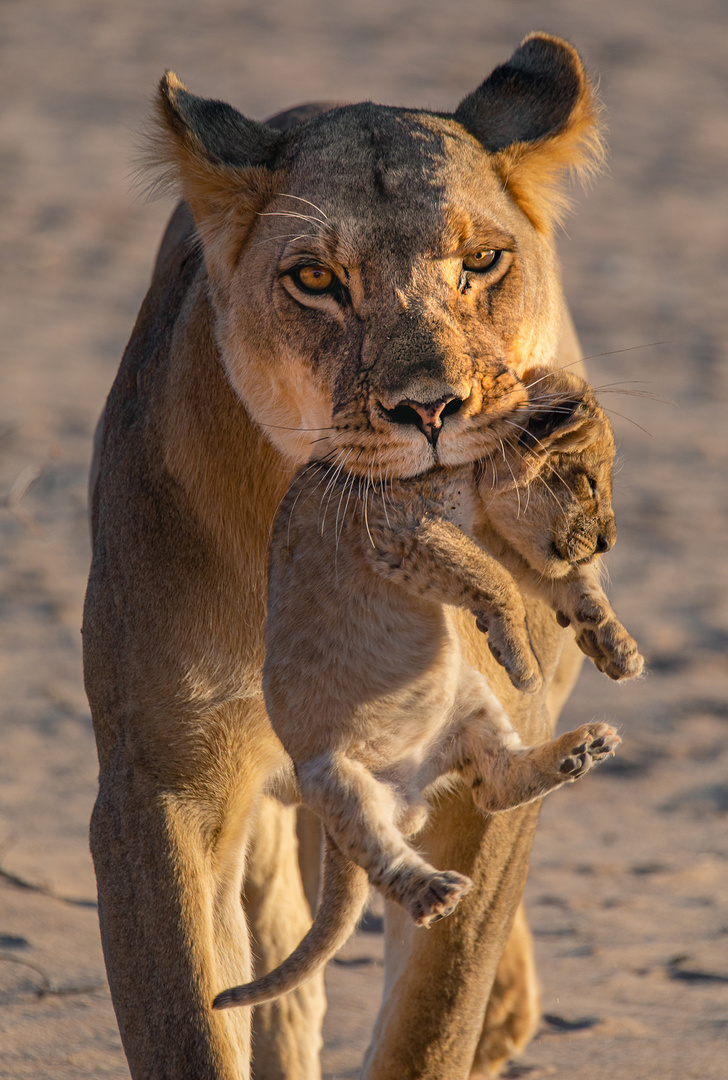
214, 370, 635, 1010
84, 34, 608, 1079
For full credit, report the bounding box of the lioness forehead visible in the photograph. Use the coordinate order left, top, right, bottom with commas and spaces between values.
279, 104, 515, 256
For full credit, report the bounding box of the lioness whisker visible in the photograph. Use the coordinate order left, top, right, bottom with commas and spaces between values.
339, 466, 358, 548
498, 438, 521, 517
276, 193, 330, 221
524, 359, 586, 390
378, 464, 391, 529
591, 381, 672, 404
326, 450, 354, 568
257, 210, 328, 229
581, 341, 665, 363
336, 466, 358, 556
258, 421, 337, 433
283, 453, 338, 546
251, 232, 312, 250
320, 453, 351, 535
522, 342, 665, 396
361, 466, 375, 549
600, 407, 654, 438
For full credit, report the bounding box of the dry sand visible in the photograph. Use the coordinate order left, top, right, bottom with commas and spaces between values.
1, 2, 727, 1077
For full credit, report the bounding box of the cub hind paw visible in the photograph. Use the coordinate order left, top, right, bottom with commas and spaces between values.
555, 722, 621, 780
400, 868, 473, 929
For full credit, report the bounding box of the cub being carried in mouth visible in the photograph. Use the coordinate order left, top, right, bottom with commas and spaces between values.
214, 365, 643, 1011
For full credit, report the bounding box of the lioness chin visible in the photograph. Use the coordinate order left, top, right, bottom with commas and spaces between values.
85, 32, 607, 1080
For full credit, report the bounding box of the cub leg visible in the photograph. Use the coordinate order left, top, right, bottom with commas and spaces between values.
484, 541, 643, 681
465, 722, 621, 813
551, 572, 644, 680
368, 516, 542, 693
297, 754, 472, 928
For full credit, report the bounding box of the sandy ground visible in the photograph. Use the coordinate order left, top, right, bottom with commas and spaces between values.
1, 1, 727, 1077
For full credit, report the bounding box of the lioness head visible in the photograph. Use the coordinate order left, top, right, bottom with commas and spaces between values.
480, 368, 617, 577
149, 34, 602, 479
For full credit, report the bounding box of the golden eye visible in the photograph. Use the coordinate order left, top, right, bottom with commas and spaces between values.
296, 265, 334, 292
462, 250, 499, 272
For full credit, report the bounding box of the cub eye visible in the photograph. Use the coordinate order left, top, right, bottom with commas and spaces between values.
293, 265, 335, 293
586, 476, 598, 495
462, 250, 500, 272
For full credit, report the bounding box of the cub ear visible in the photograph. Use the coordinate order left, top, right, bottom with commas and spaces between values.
454, 33, 604, 233
144, 72, 283, 279
520, 398, 604, 455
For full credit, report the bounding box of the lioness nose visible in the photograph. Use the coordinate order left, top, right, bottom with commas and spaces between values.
388, 396, 464, 446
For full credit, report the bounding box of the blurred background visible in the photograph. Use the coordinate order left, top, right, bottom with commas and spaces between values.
1, 2, 726, 1077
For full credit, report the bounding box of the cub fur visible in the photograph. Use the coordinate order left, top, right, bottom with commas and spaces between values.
214, 368, 639, 1010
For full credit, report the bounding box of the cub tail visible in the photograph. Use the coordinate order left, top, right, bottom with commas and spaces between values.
212, 831, 369, 1010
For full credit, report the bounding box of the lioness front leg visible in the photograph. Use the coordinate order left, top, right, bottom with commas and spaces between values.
466, 722, 621, 813
297, 755, 472, 927
368, 516, 542, 693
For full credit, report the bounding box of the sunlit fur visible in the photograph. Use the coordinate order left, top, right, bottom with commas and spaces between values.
86, 33, 607, 1080
212, 369, 637, 1010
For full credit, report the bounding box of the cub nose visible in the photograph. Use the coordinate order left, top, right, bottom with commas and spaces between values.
386, 396, 464, 446
595, 518, 617, 554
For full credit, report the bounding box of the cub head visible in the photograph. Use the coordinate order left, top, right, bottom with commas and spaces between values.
147, 34, 603, 479
479, 368, 617, 577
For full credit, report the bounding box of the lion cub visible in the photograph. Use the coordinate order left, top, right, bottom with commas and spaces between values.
214, 368, 641, 1011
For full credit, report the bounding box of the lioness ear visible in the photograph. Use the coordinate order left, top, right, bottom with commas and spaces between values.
146, 72, 283, 279
454, 34, 604, 233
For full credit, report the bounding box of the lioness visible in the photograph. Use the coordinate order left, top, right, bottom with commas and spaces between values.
84, 34, 608, 1080
213, 368, 638, 1011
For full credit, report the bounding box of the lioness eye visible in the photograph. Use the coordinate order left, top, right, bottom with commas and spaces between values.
586, 476, 598, 495
295, 265, 334, 292
463, 250, 500, 272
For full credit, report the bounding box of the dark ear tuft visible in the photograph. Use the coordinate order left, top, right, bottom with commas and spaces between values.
455, 34, 584, 152
454, 34, 605, 232
143, 73, 284, 282
158, 71, 280, 168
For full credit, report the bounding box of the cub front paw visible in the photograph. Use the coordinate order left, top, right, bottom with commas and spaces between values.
400, 867, 473, 928
476, 614, 542, 694
557, 596, 644, 681
575, 617, 644, 681
554, 722, 621, 780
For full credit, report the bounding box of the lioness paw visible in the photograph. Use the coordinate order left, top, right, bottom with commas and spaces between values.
554, 722, 621, 780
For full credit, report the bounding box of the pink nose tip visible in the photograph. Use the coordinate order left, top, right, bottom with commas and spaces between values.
396, 397, 461, 446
